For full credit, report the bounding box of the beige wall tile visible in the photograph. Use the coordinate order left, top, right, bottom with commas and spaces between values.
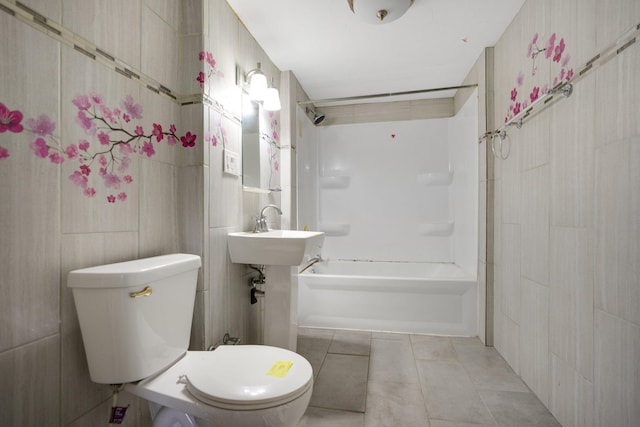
500, 314, 520, 375
500, 141, 520, 224
595, 0, 640, 52
144, 0, 180, 31
139, 160, 179, 257
0, 336, 60, 426
0, 15, 60, 350
62, 0, 141, 69
520, 165, 549, 285
0, 136, 60, 351
594, 139, 640, 326
550, 353, 594, 427
206, 0, 241, 114
179, 33, 205, 95
519, 278, 550, 405
594, 310, 640, 426
180, 103, 205, 167
550, 77, 595, 228
549, 226, 594, 381
179, 165, 206, 288
142, 4, 179, 90
181, 0, 202, 35
500, 223, 521, 322
209, 116, 242, 228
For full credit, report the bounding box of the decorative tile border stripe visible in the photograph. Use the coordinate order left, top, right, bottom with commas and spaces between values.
0, 0, 241, 126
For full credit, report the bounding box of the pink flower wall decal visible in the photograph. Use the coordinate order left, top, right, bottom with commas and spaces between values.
65, 144, 79, 159
69, 171, 88, 188
545, 33, 556, 59
121, 95, 143, 119
0, 103, 24, 133
103, 173, 121, 189
152, 123, 164, 142
30, 138, 49, 158
49, 153, 64, 164
566, 69, 574, 81
553, 38, 565, 62
530, 86, 540, 103
504, 31, 572, 124
1, 92, 197, 202
141, 140, 155, 157
196, 72, 206, 88
26, 114, 56, 136
181, 131, 196, 147
196, 51, 223, 89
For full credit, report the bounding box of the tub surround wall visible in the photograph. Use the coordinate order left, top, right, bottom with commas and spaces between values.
486, 0, 640, 425
0, 0, 283, 425
312, 112, 477, 266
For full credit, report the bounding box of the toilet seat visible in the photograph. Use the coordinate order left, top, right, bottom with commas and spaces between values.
180, 346, 313, 410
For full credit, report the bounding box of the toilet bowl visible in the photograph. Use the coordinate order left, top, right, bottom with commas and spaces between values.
67, 254, 313, 427
127, 346, 313, 427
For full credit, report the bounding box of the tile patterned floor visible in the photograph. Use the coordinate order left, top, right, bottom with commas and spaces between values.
296, 328, 561, 427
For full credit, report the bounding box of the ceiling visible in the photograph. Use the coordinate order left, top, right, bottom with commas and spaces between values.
225, 0, 525, 105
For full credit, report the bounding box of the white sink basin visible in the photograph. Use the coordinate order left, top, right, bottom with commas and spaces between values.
227, 230, 324, 266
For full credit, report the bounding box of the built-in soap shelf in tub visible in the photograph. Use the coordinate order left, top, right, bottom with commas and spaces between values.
318, 223, 350, 236
419, 221, 454, 236
418, 171, 454, 186
319, 175, 350, 189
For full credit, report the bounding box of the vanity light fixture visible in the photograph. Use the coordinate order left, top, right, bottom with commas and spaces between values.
237, 63, 281, 111
262, 79, 281, 111
246, 62, 268, 101
347, 0, 414, 24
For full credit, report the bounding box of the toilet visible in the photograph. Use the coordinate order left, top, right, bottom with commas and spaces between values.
67, 253, 313, 427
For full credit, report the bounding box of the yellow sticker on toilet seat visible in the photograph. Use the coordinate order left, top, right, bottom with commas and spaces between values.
267, 360, 293, 377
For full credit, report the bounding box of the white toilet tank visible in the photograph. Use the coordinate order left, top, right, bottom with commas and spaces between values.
68, 254, 201, 384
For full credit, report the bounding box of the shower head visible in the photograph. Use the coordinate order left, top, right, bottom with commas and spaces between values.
305, 107, 325, 125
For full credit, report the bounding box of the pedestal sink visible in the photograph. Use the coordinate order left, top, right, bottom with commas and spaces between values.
227, 230, 324, 266
227, 230, 324, 351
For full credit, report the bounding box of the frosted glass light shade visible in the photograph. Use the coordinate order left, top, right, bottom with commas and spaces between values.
348, 0, 413, 24
249, 72, 268, 101
263, 87, 281, 111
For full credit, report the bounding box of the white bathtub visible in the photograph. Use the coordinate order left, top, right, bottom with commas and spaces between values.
298, 261, 477, 336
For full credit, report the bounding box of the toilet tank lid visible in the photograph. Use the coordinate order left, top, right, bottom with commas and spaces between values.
67, 254, 201, 289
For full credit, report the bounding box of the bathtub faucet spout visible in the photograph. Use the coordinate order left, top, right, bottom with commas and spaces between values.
255, 204, 282, 232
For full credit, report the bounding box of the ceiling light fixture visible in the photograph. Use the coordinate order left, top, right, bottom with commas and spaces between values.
347, 0, 414, 24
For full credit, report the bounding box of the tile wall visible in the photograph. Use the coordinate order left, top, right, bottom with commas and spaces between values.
487, 0, 640, 426
0, 0, 285, 425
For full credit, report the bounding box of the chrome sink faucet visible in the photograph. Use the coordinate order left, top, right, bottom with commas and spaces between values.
254, 204, 282, 232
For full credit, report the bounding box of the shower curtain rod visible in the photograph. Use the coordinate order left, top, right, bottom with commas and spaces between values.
298, 83, 478, 106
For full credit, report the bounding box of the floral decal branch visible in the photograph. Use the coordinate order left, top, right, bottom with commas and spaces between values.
1, 92, 197, 203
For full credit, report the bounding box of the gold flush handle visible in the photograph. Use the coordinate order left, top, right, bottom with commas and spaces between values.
129, 286, 153, 298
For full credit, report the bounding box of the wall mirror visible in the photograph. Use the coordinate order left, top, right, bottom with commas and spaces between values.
241, 92, 281, 192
